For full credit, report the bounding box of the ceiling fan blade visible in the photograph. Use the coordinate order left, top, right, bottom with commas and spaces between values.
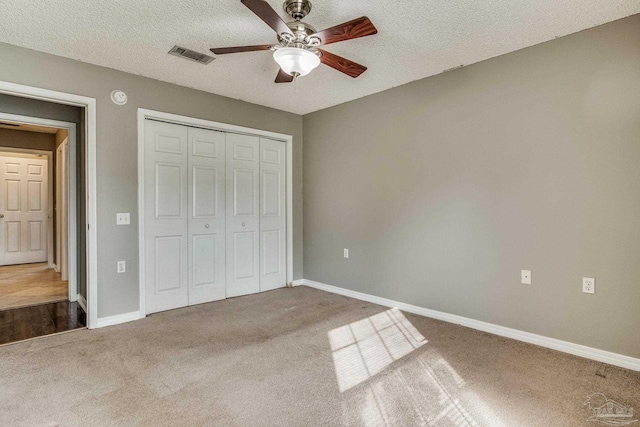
311, 16, 377, 46
318, 49, 367, 78
210, 45, 272, 55
275, 68, 294, 83
241, 0, 293, 36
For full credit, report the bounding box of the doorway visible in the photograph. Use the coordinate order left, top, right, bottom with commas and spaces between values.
0, 81, 97, 331
0, 116, 84, 343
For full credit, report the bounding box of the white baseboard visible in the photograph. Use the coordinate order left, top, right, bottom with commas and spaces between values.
76, 294, 87, 312
302, 279, 640, 372
291, 279, 304, 286
95, 311, 142, 328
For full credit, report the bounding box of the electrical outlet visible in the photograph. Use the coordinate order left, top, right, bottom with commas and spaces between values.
116, 213, 130, 225
583, 277, 595, 294
117, 261, 126, 273
343, 249, 349, 259
521, 270, 531, 285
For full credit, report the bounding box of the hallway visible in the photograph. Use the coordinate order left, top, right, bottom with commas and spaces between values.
0, 263, 67, 311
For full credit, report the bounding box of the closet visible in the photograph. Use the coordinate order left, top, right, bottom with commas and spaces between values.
143, 119, 286, 314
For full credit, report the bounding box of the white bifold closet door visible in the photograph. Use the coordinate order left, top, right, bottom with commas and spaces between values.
145, 119, 286, 315
225, 134, 286, 297
145, 120, 226, 314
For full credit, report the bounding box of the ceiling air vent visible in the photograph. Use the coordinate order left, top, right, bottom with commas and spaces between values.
168, 45, 214, 65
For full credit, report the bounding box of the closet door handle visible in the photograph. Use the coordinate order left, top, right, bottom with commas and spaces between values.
204, 224, 210, 228
242, 222, 246, 227
0, 214, 4, 219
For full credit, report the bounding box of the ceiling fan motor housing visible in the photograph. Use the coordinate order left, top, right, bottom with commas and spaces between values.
286, 21, 316, 37
283, 0, 312, 20
279, 19, 319, 48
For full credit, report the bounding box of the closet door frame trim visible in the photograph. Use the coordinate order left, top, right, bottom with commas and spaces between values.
137, 108, 293, 318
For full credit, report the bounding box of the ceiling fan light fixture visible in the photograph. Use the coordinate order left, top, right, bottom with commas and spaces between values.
273, 47, 320, 77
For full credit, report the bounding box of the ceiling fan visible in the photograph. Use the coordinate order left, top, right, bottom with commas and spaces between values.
211, 0, 377, 83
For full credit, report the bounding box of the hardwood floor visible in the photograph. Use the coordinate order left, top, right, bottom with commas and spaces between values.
0, 264, 84, 345
0, 300, 85, 345
0, 263, 68, 310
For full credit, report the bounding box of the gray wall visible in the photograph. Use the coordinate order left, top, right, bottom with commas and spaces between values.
303, 15, 640, 358
0, 128, 55, 151
0, 42, 303, 318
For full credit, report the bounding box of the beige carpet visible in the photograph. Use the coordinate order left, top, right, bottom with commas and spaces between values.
0, 263, 67, 310
0, 286, 638, 426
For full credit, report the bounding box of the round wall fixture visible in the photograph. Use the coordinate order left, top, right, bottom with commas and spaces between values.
110, 90, 128, 105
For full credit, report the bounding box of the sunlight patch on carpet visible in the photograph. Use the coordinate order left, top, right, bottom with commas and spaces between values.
328, 308, 427, 392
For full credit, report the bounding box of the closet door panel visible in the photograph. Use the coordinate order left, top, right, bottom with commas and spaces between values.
188, 128, 226, 305
259, 138, 286, 291
225, 133, 260, 298
144, 120, 189, 314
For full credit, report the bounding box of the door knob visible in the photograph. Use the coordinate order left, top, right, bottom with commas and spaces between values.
0, 214, 4, 218
242, 222, 246, 227
205, 224, 210, 228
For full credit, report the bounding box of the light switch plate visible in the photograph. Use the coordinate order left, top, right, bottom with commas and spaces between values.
344, 249, 349, 258
116, 213, 130, 225
117, 261, 126, 273
521, 270, 531, 285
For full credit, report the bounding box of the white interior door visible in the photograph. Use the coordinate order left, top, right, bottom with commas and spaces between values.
259, 138, 286, 292
188, 128, 226, 305
226, 133, 260, 298
0, 155, 49, 266
144, 120, 189, 314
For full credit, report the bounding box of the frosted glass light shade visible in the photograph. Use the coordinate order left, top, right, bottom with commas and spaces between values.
273, 47, 320, 77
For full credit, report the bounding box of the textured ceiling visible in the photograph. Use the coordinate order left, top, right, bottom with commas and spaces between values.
0, 0, 637, 114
